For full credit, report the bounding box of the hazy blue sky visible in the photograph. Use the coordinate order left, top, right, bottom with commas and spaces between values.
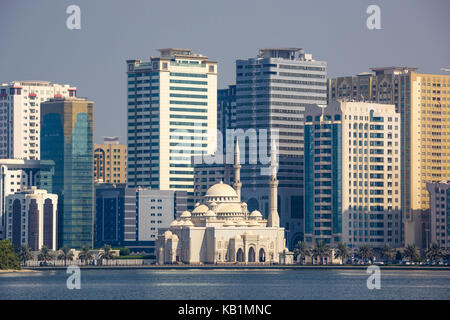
1, 0, 449, 143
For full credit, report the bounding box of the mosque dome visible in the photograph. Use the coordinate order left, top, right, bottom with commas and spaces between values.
205, 181, 238, 199
184, 220, 194, 226
205, 210, 216, 217
250, 210, 263, 219
192, 204, 209, 214
180, 211, 191, 218
170, 220, 179, 227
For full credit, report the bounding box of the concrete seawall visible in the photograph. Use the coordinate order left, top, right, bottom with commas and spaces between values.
23, 265, 450, 271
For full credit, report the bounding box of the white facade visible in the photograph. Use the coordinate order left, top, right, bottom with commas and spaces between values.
156, 141, 293, 264
0, 81, 76, 160
305, 101, 402, 248
0, 159, 54, 239
137, 189, 177, 241
126, 49, 217, 207
6, 187, 58, 250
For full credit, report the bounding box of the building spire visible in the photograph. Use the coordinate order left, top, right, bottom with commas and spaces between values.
267, 138, 279, 227
233, 139, 242, 201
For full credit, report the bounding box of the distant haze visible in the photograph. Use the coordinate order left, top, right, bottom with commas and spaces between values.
1, 0, 449, 143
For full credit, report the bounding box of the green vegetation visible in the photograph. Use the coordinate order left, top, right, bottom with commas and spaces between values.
38, 245, 54, 264
403, 244, 420, 262
293, 241, 310, 265
311, 240, 331, 265
334, 242, 351, 263
119, 247, 130, 256
0, 239, 21, 270
79, 246, 93, 265
358, 244, 374, 262
57, 246, 74, 266
99, 245, 114, 259
426, 242, 447, 263
380, 244, 396, 263
17, 245, 33, 266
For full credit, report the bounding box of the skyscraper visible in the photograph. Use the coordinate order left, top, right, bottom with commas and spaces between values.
94, 137, 127, 184
0, 81, 76, 160
126, 49, 217, 207
304, 101, 402, 248
217, 84, 236, 147
235, 48, 327, 248
328, 68, 450, 248
40, 97, 94, 249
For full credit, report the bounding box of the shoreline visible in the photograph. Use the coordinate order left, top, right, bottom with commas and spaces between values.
19, 265, 450, 271
0, 269, 38, 273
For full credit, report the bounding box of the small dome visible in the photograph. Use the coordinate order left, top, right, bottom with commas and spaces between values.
180, 211, 191, 218
250, 210, 262, 218
170, 220, 179, 227
184, 220, 194, 226
194, 202, 201, 207
192, 204, 209, 214
205, 181, 238, 198
205, 210, 216, 217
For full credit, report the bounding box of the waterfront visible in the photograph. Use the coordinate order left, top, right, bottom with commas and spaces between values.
0, 268, 449, 300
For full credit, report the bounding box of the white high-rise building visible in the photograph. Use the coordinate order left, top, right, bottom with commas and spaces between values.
304, 101, 402, 248
126, 49, 217, 207
0, 81, 76, 160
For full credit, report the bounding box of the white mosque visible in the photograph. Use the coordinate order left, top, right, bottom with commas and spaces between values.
156, 140, 293, 264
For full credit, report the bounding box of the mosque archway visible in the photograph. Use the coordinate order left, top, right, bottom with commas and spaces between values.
236, 248, 244, 262
248, 247, 255, 262
259, 249, 266, 262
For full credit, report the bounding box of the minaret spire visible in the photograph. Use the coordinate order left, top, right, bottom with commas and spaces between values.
267, 138, 279, 227
233, 139, 242, 201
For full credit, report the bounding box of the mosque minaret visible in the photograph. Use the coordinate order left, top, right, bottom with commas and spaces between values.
156, 139, 292, 264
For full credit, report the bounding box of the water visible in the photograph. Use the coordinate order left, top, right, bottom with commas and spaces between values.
0, 268, 449, 300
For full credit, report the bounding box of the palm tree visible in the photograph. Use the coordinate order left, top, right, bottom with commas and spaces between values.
380, 243, 396, 264
79, 246, 93, 265
334, 242, 351, 264
38, 245, 52, 264
426, 242, 446, 263
17, 245, 33, 266
311, 240, 332, 265
58, 246, 74, 266
293, 241, 310, 265
403, 244, 420, 262
99, 244, 114, 260
358, 244, 374, 263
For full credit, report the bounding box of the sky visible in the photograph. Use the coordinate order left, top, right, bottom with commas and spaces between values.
0, 0, 449, 144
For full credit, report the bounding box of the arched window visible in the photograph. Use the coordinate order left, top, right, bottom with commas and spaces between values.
236, 248, 244, 262
248, 247, 255, 262
259, 248, 266, 262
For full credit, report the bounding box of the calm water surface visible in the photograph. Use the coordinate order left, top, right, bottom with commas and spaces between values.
0, 269, 449, 300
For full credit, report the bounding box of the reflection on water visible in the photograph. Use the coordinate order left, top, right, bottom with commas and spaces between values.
0, 269, 449, 300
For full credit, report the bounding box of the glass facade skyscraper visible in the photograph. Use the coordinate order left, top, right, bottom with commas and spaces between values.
40, 97, 94, 249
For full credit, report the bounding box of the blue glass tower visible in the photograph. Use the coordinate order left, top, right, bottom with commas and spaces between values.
40, 98, 94, 249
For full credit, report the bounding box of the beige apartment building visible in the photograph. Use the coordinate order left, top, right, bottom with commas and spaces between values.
94, 137, 127, 184
304, 101, 402, 249
328, 68, 450, 248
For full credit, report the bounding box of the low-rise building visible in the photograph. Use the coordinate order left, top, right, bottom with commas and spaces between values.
6, 187, 58, 250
